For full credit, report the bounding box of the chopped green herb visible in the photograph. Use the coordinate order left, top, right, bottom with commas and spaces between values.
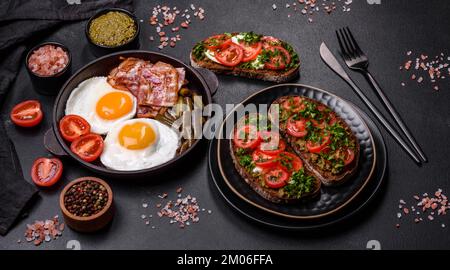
283, 169, 315, 199
192, 42, 206, 60
239, 32, 262, 44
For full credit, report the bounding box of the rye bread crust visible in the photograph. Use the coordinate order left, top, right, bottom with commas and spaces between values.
229, 123, 321, 204
271, 96, 360, 186
190, 53, 300, 83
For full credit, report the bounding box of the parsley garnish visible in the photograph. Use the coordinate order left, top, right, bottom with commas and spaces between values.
192, 42, 205, 60
283, 169, 315, 199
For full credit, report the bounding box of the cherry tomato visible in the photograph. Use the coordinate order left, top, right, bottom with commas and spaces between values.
215, 43, 244, 67
264, 166, 289, 189
264, 46, 291, 70
278, 151, 303, 173
343, 148, 355, 165
258, 131, 286, 155
31, 157, 63, 187
286, 116, 308, 138
306, 135, 331, 153
204, 34, 232, 50
70, 133, 104, 162
10, 100, 43, 127
282, 96, 305, 113
239, 41, 262, 62
252, 150, 279, 168
233, 125, 261, 149
59, 115, 91, 142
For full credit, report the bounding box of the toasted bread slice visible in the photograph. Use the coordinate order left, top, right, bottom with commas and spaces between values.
190, 53, 299, 83
271, 96, 360, 186
229, 114, 321, 204
190, 32, 300, 83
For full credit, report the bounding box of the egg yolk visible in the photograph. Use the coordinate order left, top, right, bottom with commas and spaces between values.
119, 122, 156, 150
96, 92, 133, 120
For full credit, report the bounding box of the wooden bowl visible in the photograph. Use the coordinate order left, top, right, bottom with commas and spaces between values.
60, 177, 114, 233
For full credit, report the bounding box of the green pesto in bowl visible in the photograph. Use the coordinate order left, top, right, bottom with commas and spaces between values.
88, 11, 137, 47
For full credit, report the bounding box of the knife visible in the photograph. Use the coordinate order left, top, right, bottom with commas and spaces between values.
320, 42, 422, 165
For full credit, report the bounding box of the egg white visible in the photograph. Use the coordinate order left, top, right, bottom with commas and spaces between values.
65, 76, 137, 135
100, 118, 180, 171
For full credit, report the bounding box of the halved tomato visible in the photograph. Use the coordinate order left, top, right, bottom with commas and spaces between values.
215, 43, 244, 67
258, 131, 286, 155
233, 125, 260, 149
10, 100, 43, 127
264, 46, 291, 70
264, 166, 289, 189
343, 148, 355, 165
286, 116, 308, 138
252, 150, 279, 168
59, 115, 91, 142
239, 41, 262, 62
282, 96, 305, 113
204, 34, 232, 50
70, 133, 104, 162
31, 157, 63, 187
306, 135, 331, 153
278, 151, 303, 173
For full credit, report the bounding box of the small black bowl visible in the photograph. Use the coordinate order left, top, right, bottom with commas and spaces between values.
26, 42, 72, 96
85, 8, 140, 56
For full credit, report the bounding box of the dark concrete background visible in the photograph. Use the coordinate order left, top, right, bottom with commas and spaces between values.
1, 0, 449, 249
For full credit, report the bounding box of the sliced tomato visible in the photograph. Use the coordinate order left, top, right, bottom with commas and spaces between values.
264, 46, 291, 70
286, 116, 308, 138
328, 114, 338, 126
343, 148, 355, 165
261, 36, 281, 48
264, 166, 289, 189
311, 119, 327, 129
282, 96, 305, 113
233, 125, 261, 149
252, 150, 279, 168
258, 131, 286, 155
31, 157, 63, 187
204, 34, 232, 50
317, 104, 327, 112
306, 135, 331, 153
278, 151, 303, 173
70, 133, 104, 162
10, 100, 43, 127
239, 41, 262, 62
215, 43, 244, 67
59, 115, 91, 142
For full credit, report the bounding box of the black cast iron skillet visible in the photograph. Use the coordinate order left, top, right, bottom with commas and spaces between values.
44, 50, 218, 178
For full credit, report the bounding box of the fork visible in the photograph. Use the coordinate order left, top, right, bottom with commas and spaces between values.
336, 27, 428, 163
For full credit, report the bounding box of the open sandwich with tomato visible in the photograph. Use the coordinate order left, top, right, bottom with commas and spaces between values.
230, 114, 321, 204
271, 96, 359, 186
191, 32, 300, 83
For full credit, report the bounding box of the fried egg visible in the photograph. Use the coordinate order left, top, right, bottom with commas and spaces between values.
65, 77, 137, 134
100, 118, 180, 171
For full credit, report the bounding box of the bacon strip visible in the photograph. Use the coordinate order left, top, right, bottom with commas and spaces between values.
107, 58, 186, 118
141, 61, 180, 107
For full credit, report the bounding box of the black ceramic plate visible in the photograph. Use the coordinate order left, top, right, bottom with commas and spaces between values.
216, 84, 376, 219
209, 101, 387, 230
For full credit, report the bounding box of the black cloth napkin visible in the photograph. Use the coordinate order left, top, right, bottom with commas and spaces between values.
0, 0, 133, 236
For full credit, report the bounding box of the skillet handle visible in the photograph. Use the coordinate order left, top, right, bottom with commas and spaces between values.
195, 68, 219, 97
44, 128, 68, 157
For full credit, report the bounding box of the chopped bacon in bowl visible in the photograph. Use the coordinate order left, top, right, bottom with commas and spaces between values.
27, 44, 70, 77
